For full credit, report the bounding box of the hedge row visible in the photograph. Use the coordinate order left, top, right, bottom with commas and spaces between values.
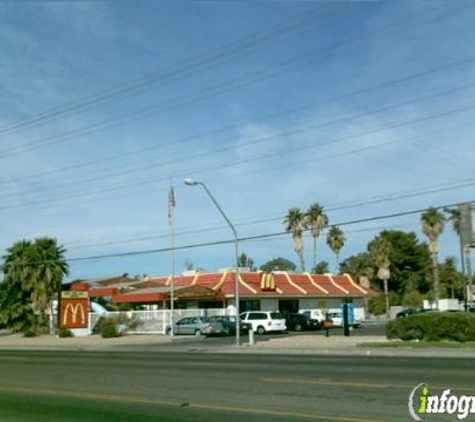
387, 313, 475, 342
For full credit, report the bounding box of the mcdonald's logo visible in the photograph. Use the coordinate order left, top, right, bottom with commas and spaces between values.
260, 272, 276, 291
61, 299, 88, 329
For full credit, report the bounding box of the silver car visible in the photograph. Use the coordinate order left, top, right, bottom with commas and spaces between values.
167, 316, 224, 336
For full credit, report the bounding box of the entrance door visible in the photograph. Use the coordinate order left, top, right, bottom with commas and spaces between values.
279, 300, 299, 315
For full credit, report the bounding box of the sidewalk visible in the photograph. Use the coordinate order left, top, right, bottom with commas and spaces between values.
0, 333, 172, 351
1, 332, 474, 357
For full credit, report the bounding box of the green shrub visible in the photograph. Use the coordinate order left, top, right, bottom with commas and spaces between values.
58, 328, 74, 338
387, 313, 475, 342
23, 328, 37, 338
99, 318, 120, 338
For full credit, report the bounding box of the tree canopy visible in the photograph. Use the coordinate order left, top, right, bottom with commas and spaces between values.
312, 261, 329, 274
304, 202, 328, 269
0, 238, 69, 333
260, 257, 296, 272
237, 253, 257, 271
284, 207, 306, 272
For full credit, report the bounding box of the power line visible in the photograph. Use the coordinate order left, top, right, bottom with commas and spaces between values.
0, 2, 459, 159
60, 198, 475, 263
2, 94, 475, 212
4, 79, 473, 200
3, 49, 475, 191
0, 3, 344, 137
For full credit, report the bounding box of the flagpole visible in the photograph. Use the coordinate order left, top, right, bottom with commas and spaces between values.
168, 182, 176, 337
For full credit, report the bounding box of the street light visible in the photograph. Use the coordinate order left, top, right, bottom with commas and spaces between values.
184, 178, 241, 346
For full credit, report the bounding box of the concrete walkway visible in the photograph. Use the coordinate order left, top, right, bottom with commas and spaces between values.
0, 333, 172, 351
1, 332, 474, 357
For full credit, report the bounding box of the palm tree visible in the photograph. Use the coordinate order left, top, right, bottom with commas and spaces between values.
369, 237, 391, 318
326, 226, 346, 272
304, 202, 329, 269
32, 238, 69, 333
1, 240, 36, 332
421, 207, 445, 307
444, 207, 461, 236
445, 205, 473, 304
2, 238, 68, 333
284, 207, 306, 272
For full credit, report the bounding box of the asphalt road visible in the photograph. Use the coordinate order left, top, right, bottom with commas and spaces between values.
0, 350, 472, 422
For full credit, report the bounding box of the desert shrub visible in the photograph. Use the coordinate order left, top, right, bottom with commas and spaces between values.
99, 318, 121, 338
58, 328, 74, 338
387, 313, 475, 342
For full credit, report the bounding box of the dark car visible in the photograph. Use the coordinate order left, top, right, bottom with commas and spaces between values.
209, 316, 252, 336
285, 313, 321, 331
396, 308, 433, 318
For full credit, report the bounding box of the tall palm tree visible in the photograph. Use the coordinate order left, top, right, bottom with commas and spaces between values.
32, 238, 69, 333
326, 226, 346, 272
1, 240, 36, 332
369, 237, 391, 318
421, 207, 445, 307
284, 207, 306, 272
304, 202, 329, 270
444, 207, 461, 236
2, 238, 69, 333
445, 205, 473, 304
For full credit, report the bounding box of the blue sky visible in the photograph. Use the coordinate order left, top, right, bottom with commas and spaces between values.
1, 0, 475, 280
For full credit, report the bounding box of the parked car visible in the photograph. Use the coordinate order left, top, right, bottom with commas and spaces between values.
326, 312, 343, 327
285, 313, 321, 331
298, 309, 325, 323
166, 316, 224, 337
239, 311, 287, 334
396, 308, 434, 318
209, 316, 252, 335
325, 312, 362, 327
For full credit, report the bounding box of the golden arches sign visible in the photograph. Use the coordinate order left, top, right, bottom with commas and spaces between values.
60, 295, 88, 329
62, 303, 86, 326
260, 272, 276, 291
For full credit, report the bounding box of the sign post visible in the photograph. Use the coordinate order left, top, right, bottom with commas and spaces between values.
460, 204, 474, 304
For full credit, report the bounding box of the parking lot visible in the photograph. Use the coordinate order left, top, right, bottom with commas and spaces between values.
166, 319, 387, 347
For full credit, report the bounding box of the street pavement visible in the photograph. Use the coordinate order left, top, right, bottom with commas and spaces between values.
0, 350, 472, 421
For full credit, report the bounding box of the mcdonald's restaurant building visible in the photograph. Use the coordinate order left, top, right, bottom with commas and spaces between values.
89, 270, 377, 321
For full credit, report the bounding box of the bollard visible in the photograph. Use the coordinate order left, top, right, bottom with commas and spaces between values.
248, 328, 255, 346
323, 318, 333, 337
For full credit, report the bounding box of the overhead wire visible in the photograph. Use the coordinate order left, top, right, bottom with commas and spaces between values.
4, 79, 474, 200
0, 3, 345, 137
4, 52, 475, 188
2, 199, 470, 267
0, 1, 459, 159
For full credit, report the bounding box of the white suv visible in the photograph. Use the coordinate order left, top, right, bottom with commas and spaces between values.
240, 311, 287, 334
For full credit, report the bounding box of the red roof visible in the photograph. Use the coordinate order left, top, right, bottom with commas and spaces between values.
88, 271, 376, 304
145, 271, 376, 299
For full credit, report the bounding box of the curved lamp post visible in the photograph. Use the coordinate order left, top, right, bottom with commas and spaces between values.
184, 178, 240, 346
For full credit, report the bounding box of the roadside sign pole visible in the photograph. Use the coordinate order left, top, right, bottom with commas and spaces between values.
168, 183, 176, 337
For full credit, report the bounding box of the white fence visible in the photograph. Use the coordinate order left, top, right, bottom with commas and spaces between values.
88, 308, 230, 335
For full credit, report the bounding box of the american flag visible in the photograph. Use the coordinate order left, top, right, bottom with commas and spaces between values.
168, 185, 176, 225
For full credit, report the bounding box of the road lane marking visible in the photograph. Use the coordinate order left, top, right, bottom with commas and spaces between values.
261, 377, 412, 389
261, 378, 475, 394
0, 385, 385, 422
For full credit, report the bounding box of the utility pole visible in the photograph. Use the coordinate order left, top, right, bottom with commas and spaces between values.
460, 204, 474, 306
168, 183, 176, 337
